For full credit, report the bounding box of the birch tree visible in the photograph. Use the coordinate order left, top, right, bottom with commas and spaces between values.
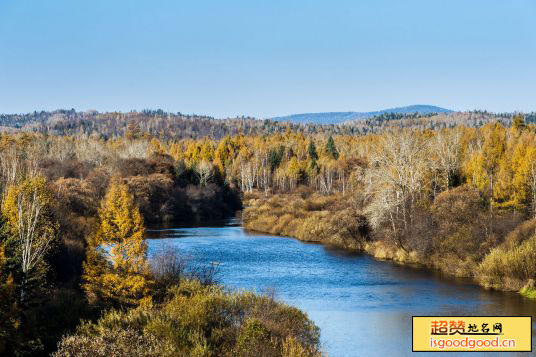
196, 160, 214, 186
432, 128, 462, 191
2, 176, 57, 302
364, 130, 430, 248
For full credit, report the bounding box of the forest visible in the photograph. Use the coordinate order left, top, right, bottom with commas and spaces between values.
1, 111, 536, 355
1, 109, 535, 139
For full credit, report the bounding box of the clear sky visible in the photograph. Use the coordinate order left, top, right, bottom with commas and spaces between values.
0, 0, 534, 118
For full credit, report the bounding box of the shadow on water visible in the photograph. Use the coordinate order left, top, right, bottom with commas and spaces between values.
146, 213, 242, 237
146, 216, 536, 357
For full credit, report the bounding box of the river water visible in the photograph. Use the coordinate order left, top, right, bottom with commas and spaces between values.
146, 218, 536, 356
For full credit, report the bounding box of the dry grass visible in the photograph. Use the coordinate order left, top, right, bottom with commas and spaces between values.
363, 241, 419, 264
243, 190, 368, 250
520, 280, 536, 299
478, 233, 536, 291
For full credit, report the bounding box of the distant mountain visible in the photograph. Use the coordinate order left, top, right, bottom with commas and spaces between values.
272, 105, 453, 125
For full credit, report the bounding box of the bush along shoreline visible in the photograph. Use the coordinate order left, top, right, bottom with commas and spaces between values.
242, 188, 536, 299
54, 279, 322, 357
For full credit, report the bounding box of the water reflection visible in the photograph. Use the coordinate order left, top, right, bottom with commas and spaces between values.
146, 219, 536, 356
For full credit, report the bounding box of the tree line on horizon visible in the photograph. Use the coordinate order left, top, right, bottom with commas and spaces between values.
0, 108, 534, 139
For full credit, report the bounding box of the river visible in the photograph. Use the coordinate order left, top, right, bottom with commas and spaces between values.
146, 218, 536, 356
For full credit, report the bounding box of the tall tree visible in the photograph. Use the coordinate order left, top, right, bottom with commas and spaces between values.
307, 141, 318, 161
464, 123, 506, 207
512, 145, 536, 217
512, 114, 526, 131
365, 130, 429, 248
82, 181, 152, 307
432, 128, 461, 191
1, 176, 57, 302
325, 136, 339, 160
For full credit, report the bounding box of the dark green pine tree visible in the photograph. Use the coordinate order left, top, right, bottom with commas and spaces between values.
308, 141, 318, 161
325, 136, 339, 159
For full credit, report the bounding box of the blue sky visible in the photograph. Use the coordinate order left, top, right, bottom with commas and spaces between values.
0, 0, 534, 118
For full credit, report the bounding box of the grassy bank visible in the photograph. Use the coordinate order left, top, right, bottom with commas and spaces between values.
243, 190, 420, 264
243, 189, 536, 298
243, 190, 369, 250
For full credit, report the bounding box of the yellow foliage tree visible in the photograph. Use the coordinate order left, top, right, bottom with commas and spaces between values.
493, 134, 520, 208
287, 157, 302, 190
149, 138, 166, 156
464, 152, 487, 192
512, 146, 536, 217
464, 124, 506, 207
512, 114, 526, 132
83, 181, 152, 307
214, 135, 242, 177
1, 176, 57, 301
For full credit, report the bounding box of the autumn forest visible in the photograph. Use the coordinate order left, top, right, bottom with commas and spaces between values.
1, 111, 536, 355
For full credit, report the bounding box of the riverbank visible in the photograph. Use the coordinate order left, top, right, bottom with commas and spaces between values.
243, 190, 536, 298
242, 191, 423, 265
242, 191, 368, 250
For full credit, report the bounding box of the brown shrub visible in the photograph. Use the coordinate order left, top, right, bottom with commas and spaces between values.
114, 158, 153, 177
431, 185, 484, 226
126, 174, 174, 223
53, 328, 167, 357
244, 192, 368, 249
503, 218, 536, 249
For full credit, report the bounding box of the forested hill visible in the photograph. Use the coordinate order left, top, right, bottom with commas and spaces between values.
272, 105, 453, 125
0, 109, 533, 139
